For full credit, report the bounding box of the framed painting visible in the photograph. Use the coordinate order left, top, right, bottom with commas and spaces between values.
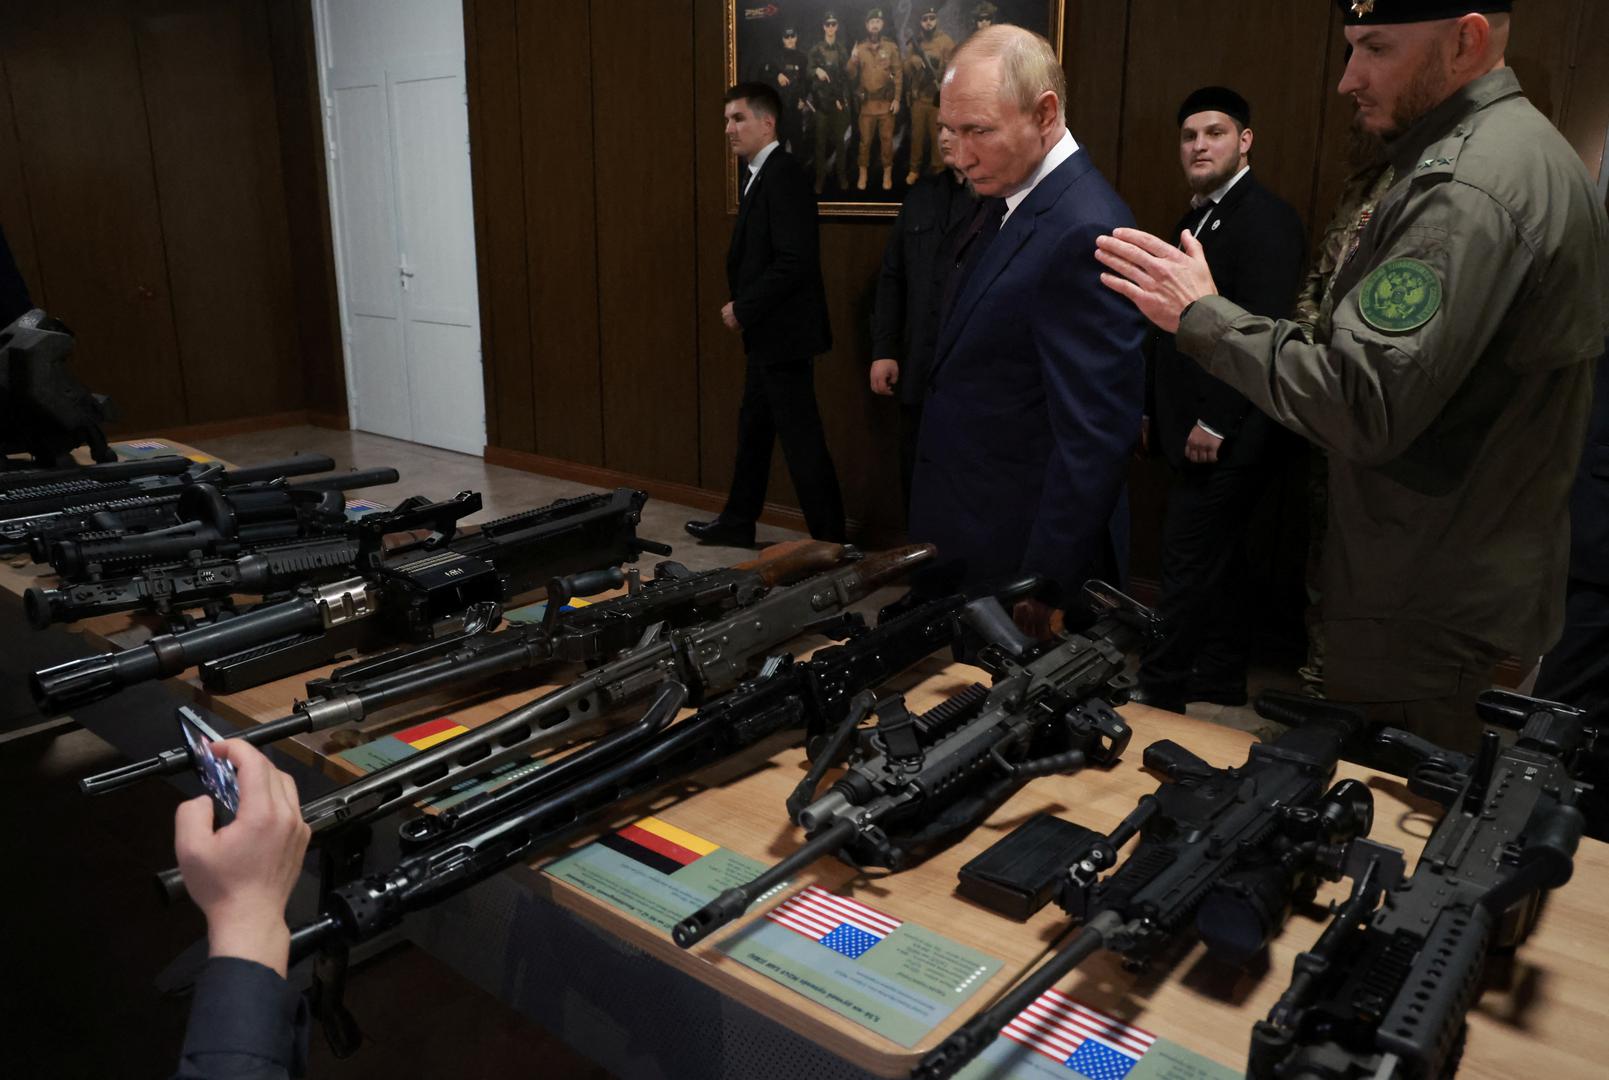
726, 2, 1065, 217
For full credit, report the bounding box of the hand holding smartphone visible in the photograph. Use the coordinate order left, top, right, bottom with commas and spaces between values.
177, 706, 240, 815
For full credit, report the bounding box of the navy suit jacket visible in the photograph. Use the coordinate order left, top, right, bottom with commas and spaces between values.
908, 145, 1146, 599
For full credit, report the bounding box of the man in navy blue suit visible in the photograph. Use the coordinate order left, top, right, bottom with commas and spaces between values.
907, 25, 1146, 634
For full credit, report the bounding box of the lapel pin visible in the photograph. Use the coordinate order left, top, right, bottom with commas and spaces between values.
1212, 219, 1222, 231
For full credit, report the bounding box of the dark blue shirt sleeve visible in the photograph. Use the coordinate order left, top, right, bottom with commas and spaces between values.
171, 957, 308, 1080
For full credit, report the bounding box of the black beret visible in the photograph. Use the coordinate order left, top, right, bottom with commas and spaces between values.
1177, 86, 1252, 129
1336, 0, 1512, 25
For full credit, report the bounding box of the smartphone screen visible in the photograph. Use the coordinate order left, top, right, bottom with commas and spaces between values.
177, 706, 240, 815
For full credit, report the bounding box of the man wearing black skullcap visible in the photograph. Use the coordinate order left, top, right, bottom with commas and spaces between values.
1132, 87, 1307, 715
1097, 3, 1609, 755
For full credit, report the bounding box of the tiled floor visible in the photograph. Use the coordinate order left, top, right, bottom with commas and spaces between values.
2, 424, 1303, 1078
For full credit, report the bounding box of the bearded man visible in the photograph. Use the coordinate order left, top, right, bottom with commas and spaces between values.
1097, 1, 1609, 754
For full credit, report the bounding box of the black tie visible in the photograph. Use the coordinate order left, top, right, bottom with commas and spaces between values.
941, 197, 1007, 321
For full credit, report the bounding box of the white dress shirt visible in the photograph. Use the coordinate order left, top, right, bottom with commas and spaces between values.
743, 140, 780, 196
1189, 163, 1249, 235
1001, 128, 1080, 225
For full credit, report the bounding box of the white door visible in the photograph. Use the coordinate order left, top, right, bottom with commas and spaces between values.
315, 2, 485, 455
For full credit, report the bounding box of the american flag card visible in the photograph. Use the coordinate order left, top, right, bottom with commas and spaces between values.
1002, 988, 1156, 1080
766, 884, 902, 960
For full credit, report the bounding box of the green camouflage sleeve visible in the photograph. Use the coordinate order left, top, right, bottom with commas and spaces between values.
1176, 179, 1534, 466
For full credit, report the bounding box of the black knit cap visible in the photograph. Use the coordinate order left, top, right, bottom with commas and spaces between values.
1177, 86, 1252, 129
1336, 0, 1512, 25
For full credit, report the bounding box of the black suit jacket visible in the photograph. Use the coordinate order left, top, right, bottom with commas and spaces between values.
870, 170, 976, 405
1569, 351, 1609, 583
1146, 171, 1306, 468
0, 223, 32, 328
728, 148, 831, 363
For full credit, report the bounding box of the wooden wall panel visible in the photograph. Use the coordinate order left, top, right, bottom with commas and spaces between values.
0, 56, 43, 309
1559, 0, 1609, 182
467, 0, 536, 453
1, 0, 189, 429
592, 0, 698, 482
1062, 0, 1132, 180
1117, 0, 1332, 236
134, 0, 303, 423
266, 0, 347, 421
1504, 0, 1579, 124
519, 0, 602, 466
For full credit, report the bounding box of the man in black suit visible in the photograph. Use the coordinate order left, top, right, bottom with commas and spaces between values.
869, 125, 975, 511
688, 83, 846, 546
1132, 87, 1307, 713
1535, 349, 1609, 716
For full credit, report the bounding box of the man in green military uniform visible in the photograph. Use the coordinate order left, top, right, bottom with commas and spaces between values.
904, 5, 955, 185
1095, 1, 1609, 753
808, 11, 852, 194
847, 8, 902, 191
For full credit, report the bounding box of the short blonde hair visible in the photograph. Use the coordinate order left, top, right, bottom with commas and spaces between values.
948, 24, 1066, 124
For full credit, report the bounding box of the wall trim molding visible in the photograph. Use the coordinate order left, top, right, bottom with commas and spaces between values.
484, 444, 863, 537
123, 410, 314, 444
307, 411, 350, 430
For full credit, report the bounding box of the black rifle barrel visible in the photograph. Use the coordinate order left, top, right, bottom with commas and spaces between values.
672, 817, 858, 948
913, 912, 1123, 1080
30, 585, 354, 715
0, 453, 192, 493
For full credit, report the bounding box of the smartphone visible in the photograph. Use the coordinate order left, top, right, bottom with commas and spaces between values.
177, 706, 240, 815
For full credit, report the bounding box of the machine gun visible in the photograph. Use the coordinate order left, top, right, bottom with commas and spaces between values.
0, 451, 341, 522
79, 540, 853, 796
150, 544, 935, 908
280, 544, 934, 843
671, 582, 1156, 949
30, 488, 670, 711
5, 465, 399, 564
913, 693, 1376, 1080
1246, 691, 1590, 1080
41, 467, 400, 577
279, 576, 1039, 962
0, 451, 193, 494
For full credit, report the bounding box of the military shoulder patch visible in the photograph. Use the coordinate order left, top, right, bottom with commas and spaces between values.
1358, 258, 1442, 333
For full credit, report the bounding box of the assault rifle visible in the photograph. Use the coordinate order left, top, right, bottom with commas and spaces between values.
0, 451, 340, 521
913, 693, 1376, 1080
281, 576, 1040, 961
0, 451, 192, 493
30, 488, 669, 711
41, 467, 400, 577
6, 466, 399, 565
22, 474, 418, 630
79, 540, 853, 795
1247, 691, 1590, 1080
672, 582, 1156, 949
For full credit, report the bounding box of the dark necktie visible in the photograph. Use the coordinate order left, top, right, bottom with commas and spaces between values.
940, 197, 1007, 321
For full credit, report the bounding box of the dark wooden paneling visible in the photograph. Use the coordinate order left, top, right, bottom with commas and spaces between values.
517, 0, 603, 466
1559, 0, 1609, 179
463, 0, 496, 445
2, 0, 188, 429
592, 1, 698, 482
1118, 0, 1332, 236
1062, 0, 1131, 180
134, 0, 302, 423
0, 55, 43, 309
266, 0, 347, 421
693, 0, 745, 499
468, 0, 536, 453
1505, 0, 1580, 124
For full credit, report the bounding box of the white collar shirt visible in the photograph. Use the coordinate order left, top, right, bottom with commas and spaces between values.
1001, 128, 1079, 225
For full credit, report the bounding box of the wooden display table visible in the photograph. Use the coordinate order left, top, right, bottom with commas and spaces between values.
7, 441, 1605, 1079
